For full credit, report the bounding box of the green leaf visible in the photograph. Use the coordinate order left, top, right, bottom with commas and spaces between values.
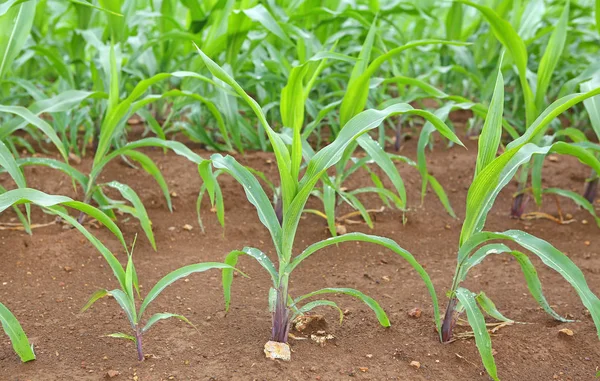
508, 88, 600, 149
342, 192, 374, 228
48, 210, 126, 291
0, 90, 103, 140
195, 45, 296, 214
109, 289, 137, 328
446, 2, 464, 41
475, 292, 513, 323
105, 332, 135, 341
81, 290, 110, 312
511, 250, 574, 323
0, 302, 35, 362
349, 16, 377, 84
460, 230, 600, 336
242, 4, 293, 45
286, 232, 440, 337
535, 1, 569, 111
223, 248, 276, 311
293, 300, 344, 324
139, 262, 237, 318
0, 139, 29, 226
427, 175, 457, 218
458, 0, 535, 126
323, 180, 337, 237
295, 287, 390, 327
105, 181, 156, 251
142, 312, 196, 333
455, 288, 499, 381
357, 135, 406, 208
125, 253, 135, 303
211, 154, 282, 254
476, 64, 504, 175
16, 157, 88, 188
283, 104, 463, 266
340, 39, 470, 126
121, 150, 172, 212
0, 105, 68, 161
461, 139, 600, 245
581, 75, 600, 139
281, 64, 310, 180
596, 0, 600, 36
531, 153, 545, 206
459, 244, 575, 324
0, 0, 35, 80
543, 188, 600, 228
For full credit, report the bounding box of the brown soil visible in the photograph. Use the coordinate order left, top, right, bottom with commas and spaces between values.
0, 134, 599, 381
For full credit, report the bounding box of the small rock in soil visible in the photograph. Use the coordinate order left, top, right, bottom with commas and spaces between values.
183, 224, 193, 231
264, 341, 291, 361
408, 307, 422, 318
106, 369, 120, 378
335, 224, 347, 235
410, 360, 421, 369
64, 266, 73, 272
559, 328, 574, 337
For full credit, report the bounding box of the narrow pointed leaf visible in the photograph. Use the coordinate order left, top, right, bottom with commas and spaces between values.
455, 288, 499, 381
294, 287, 390, 327
0, 302, 35, 362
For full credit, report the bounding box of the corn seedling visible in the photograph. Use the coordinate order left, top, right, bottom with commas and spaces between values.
82, 238, 239, 361
438, 66, 600, 380
453, 1, 586, 219
2, 44, 224, 249
195, 46, 464, 358
0, 184, 133, 362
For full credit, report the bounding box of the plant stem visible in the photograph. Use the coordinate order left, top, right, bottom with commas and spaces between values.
77, 193, 93, 224
510, 192, 527, 218
135, 328, 144, 361
441, 297, 458, 343
583, 176, 598, 204
510, 166, 530, 218
271, 286, 290, 343
274, 193, 283, 226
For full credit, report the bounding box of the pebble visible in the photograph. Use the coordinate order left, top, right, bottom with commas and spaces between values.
264, 341, 291, 361
408, 307, 422, 318
183, 224, 193, 231
559, 328, 574, 337
410, 360, 421, 369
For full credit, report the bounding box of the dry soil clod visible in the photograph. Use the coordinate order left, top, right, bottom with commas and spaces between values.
264, 341, 291, 361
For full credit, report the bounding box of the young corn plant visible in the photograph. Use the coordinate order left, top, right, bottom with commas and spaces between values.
196, 46, 460, 359
456, 1, 577, 218
81, 241, 238, 361
0, 184, 133, 362
9, 45, 222, 249
439, 67, 600, 380
308, 20, 470, 233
